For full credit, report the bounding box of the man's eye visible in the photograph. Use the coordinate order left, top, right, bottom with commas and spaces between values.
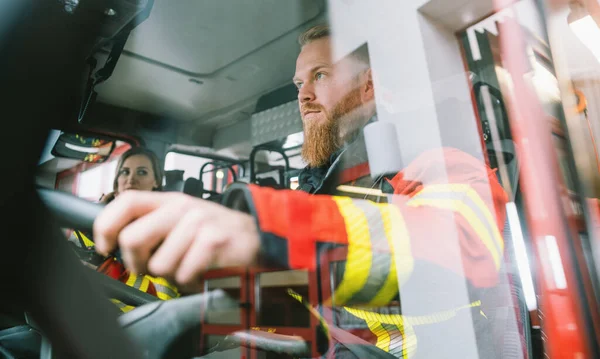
315, 72, 326, 80
295, 82, 303, 90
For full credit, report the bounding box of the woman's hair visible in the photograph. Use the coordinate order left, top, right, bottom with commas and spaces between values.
112, 147, 164, 193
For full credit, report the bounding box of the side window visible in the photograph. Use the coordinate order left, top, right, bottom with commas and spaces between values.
164, 151, 240, 197
76, 161, 118, 201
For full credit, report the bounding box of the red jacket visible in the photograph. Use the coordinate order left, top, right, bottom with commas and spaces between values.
225, 147, 508, 305
222, 147, 509, 358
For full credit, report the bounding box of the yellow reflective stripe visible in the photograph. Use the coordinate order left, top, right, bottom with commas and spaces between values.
464, 187, 504, 253
408, 198, 501, 270
155, 292, 170, 300
366, 320, 391, 352
125, 273, 138, 287
346, 200, 394, 305
344, 307, 412, 358
368, 204, 399, 306
371, 203, 413, 305
139, 276, 150, 293
344, 300, 481, 327
288, 289, 302, 302
401, 325, 417, 359
412, 184, 504, 253
330, 197, 373, 306
76, 231, 95, 248
111, 299, 135, 313
345, 306, 403, 326
146, 275, 180, 299
287, 289, 330, 340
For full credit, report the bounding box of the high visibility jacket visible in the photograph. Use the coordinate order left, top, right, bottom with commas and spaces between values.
68, 230, 180, 312
223, 147, 508, 358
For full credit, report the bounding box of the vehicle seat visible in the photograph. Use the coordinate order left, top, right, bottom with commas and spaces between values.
183, 177, 203, 198
163, 170, 185, 192
256, 177, 283, 189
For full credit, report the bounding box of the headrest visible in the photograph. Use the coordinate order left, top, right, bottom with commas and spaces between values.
256, 177, 282, 189
163, 170, 185, 192
183, 178, 203, 198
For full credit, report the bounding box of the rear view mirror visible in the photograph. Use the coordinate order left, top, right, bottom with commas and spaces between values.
51, 132, 116, 163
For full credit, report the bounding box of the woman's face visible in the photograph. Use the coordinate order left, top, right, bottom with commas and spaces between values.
116, 154, 158, 194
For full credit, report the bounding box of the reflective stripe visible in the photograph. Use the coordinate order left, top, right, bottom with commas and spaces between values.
331, 198, 413, 307
344, 301, 480, 358
383, 323, 411, 359
412, 184, 503, 253
408, 184, 503, 270
111, 299, 135, 313
145, 275, 179, 299
139, 276, 150, 293
367, 320, 391, 352
288, 289, 331, 341
331, 197, 373, 306
72, 231, 95, 248
133, 275, 144, 289
153, 283, 178, 299
344, 300, 481, 326
125, 273, 146, 291
346, 200, 392, 305
345, 307, 416, 359
374, 203, 413, 304
399, 323, 418, 359
125, 274, 180, 300
125, 273, 137, 287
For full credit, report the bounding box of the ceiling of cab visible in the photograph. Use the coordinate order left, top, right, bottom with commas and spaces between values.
95, 0, 325, 125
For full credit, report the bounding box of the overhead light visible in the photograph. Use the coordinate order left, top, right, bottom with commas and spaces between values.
104, 8, 117, 16
568, 1, 600, 62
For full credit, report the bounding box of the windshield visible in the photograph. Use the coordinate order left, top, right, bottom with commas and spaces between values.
11, 1, 600, 358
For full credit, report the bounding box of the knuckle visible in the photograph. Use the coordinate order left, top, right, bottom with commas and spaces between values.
175, 270, 195, 287
93, 215, 109, 236
118, 228, 145, 252
148, 259, 172, 278
184, 208, 207, 224
168, 192, 192, 205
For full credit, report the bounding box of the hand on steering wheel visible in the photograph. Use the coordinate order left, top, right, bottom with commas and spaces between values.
93, 191, 260, 292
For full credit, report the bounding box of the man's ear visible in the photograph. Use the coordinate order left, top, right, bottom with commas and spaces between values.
361, 68, 374, 103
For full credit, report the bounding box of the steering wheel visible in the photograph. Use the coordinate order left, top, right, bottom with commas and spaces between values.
37, 188, 315, 359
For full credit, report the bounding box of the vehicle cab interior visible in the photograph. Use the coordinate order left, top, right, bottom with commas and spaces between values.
1, 0, 600, 358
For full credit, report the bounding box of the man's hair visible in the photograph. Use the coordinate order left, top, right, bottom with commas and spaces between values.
298, 24, 370, 66
298, 24, 330, 47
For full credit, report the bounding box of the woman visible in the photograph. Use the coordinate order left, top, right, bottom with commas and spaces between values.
99, 146, 163, 204
70, 147, 180, 312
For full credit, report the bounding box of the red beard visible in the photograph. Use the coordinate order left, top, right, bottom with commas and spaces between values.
301, 88, 363, 167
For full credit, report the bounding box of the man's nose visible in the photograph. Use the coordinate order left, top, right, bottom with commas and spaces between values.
298, 84, 315, 103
